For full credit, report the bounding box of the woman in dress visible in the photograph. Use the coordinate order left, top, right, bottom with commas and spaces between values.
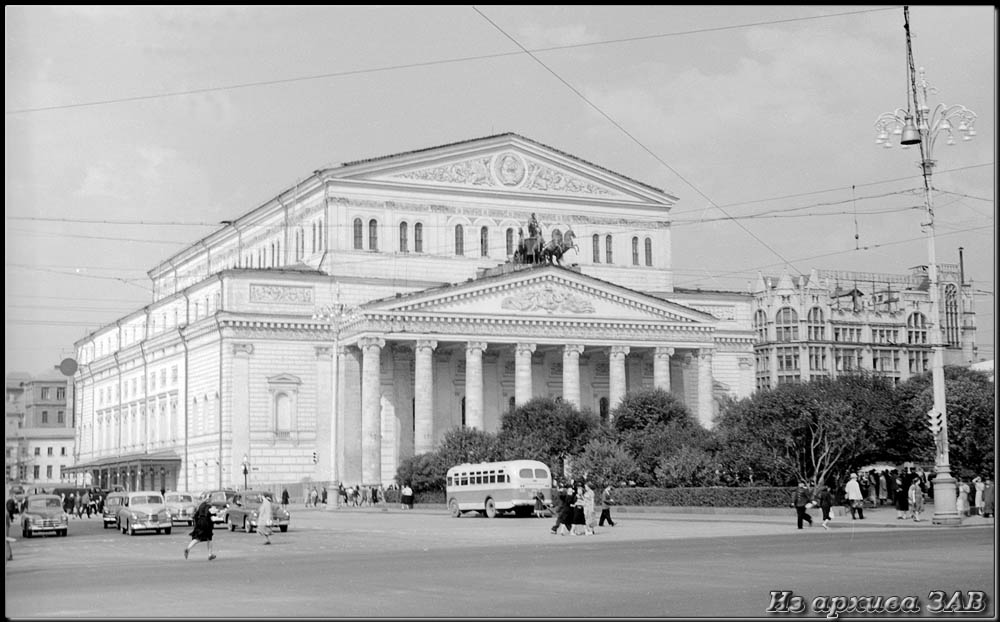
184, 498, 216, 561
956, 479, 971, 517
893, 477, 909, 520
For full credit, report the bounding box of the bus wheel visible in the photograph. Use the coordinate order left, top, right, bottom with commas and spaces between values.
448, 498, 461, 518
484, 498, 497, 519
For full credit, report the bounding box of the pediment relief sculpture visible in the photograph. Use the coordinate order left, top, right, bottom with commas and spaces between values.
501, 284, 596, 314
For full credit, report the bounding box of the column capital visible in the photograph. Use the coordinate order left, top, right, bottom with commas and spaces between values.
564, 344, 585, 357
654, 346, 675, 358
515, 342, 536, 356
699, 347, 715, 361
415, 339, 438, 352
314, 345, 334, 359
609, 345, 630, 358
359, 336, 385, 351
466, 341, 488, 354
232, 343, 254, 357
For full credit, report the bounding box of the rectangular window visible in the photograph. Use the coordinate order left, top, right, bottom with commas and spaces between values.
41, 388, 50, 400
46, 465, 53, 479
808, 347, 827, 371
57, 411, 64, 424
57, 387, 65, 400
33, 465, 40, 480
171, 366, 179, 384
61, 447, 67, 456
34, 447, 40, 456
47, 447, 53, 456
41, 411, 49, 424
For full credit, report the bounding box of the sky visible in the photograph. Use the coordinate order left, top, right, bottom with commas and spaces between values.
5, 5, 995, 378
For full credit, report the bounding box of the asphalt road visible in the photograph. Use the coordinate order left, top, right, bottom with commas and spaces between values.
5, 507, 995, 618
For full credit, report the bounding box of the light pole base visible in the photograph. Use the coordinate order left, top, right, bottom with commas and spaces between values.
931, 472, 962, 526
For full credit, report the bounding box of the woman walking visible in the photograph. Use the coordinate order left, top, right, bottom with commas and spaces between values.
184, 497, 216, 561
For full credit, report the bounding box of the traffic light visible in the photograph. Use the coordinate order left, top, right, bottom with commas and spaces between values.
927, 409, 944, 436
312, 451, 318, 464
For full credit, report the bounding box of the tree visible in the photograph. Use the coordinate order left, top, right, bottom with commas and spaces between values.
654, 445, 721, 488
433, 426, 501, 476
570, 438, 638, 488
892, 366, 995, 479
496, 397, 599, 479
394, 452, 442, 493
715, 376, 893, 487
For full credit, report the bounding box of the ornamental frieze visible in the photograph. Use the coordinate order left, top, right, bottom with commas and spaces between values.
501, 285, 596, 314
249, 284, 314, 305
523, 162, 613, 196
397, 157, 494, 187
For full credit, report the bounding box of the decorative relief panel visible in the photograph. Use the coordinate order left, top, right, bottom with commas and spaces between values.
689, 304, 736, 320
397, 157, 493, 187
501, 284, 596, 314
249, 284, 314, 305
524, 161, 612, 196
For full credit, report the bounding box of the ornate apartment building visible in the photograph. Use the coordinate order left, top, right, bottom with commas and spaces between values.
67, 133, 757, 494
752, 265, 976, 390
5, 372, 75, 487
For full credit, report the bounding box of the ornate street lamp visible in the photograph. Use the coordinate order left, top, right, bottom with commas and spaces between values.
241, 454, 250, 491
874, 15, 976, 526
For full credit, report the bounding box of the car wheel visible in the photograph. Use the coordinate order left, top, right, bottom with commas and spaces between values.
58, 529, 67, 537
128, 521, 136, 536
484, 497, 497, 519
228, 519, 236, 532
164, 528, 171, 535
244, 518, 252, 533
279, 525, 288, 533
449, 498, 461, 518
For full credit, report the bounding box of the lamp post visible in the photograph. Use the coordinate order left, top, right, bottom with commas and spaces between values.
241, 454, 250, 491
875, 62, 976, 526
313, 300, 344, 490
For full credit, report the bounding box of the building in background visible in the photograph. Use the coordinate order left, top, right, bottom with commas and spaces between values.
66, 133, 757, 495
751, 265, 976, 390
5, 371, 75, 489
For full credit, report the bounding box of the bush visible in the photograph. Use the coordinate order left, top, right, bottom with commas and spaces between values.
613, 486, 798, 508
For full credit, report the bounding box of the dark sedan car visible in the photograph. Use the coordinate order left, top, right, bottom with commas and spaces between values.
200, 489, 238, 524
226, 491, 290, 533
20, 494, 69, 538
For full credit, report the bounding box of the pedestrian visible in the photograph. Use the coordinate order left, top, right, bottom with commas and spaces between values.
792, 481, 814, 529
281, 488, 289, 510
582, 481, 596, 535
401, 483, 414, 510
533, 489, 546, 518
908, 478, 924, 522
878, 471, 888, 506
893, 477, 909, 520
956, 479, 971, 517
571, 484, 588, 535
5, 497, 17, 523
81, 490, 91, 518
321, 487, 328, 507
74, 492, 83, 519
845, 473, 865, 520
184, 497, 216, 561
815, 482, 834, 530
549, 482, 567, 534
310, 486, 319, 508
982, 479, 994, 518
973, 477, 985, 516
257, 493, 273, 545
555, 482, 576, 536
338, 483, 347, 507
599, 485, 617, 527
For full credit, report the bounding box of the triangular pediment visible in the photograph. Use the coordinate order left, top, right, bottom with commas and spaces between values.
364, 265, 713, 325
332, 134, 675, 205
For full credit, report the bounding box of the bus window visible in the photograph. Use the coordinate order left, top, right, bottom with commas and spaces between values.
519, 468, 534, 479
534, 468, 548, 479
488, 473, 496, 484
460, 476, 468, 486
476, 474, 483, 485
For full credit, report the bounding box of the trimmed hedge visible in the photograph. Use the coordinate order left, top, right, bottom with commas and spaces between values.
413, 486, 798, 508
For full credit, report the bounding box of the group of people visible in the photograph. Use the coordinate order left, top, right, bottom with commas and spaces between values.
336, 483, 389, 507
956, 476, 995, 517
547, 480, 617, 536
184, 491, 278, 561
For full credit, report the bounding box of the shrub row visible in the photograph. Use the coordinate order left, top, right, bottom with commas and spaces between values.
412, 487, 799, 508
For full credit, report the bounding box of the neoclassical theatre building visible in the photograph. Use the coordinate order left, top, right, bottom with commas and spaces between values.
69, 134, 756, 493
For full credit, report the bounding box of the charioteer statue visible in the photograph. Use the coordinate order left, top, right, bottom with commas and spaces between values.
512, 213, 578, 266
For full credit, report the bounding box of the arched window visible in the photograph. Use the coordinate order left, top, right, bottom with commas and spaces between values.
399, 221, 409, 253
807, 307, 825, 340
271, 242, 276, 267
605, 235, 613, 264
414, 223, 424, 253
505, 228, 514, 256
275, 240, 281, 266
775, 307, 798, 342
631, 237, 639, 265
480, 226, 489, 257
592, 234, 600, 263
317, 218, 324, 251
311, 222, 317, 254
368, 219, 378, 251
754, 309, 768, 342
353, 218, 363, 250
455, 225, 464, 256
644, 238, 653, 266
944, 284, 960, 346
907, 312, 927, 344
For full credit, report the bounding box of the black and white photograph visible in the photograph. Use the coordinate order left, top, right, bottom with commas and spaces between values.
5, 5, 995, 619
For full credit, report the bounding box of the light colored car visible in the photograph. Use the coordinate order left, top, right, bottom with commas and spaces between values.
163, 491, 198, 526
117, 491, 172, 536
20, 494, 69, 538
227, 491, 290, 533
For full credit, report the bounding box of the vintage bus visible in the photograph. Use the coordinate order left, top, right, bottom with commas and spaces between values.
445, 459, 552, 518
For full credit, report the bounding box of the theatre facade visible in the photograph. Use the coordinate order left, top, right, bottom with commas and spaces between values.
68, 134, 755, 493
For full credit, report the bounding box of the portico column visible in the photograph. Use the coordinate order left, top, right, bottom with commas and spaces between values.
465, 342, 488, 429
697, 347, 714, 429
653, 347, 673, 391
413, 340, 437, 455
360, 337, 385, 486
514, 343, 535, 406
562, 345, 584, 408
608, 346, 630, 411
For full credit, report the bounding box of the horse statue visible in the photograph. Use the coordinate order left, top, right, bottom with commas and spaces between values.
540, 229, 578, 265
513, 225, 545, 265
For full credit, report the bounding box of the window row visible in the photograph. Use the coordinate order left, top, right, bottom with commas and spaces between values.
31, 446, 68, 456
754, 308, 930, 346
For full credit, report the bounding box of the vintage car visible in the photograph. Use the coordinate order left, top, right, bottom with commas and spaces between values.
163, 491, 198, 526
200, 489, 238, 524
102, 491, 126, 529
20, 494, 69, 537
117, 491, 172, 535
226, 490, 290, 533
